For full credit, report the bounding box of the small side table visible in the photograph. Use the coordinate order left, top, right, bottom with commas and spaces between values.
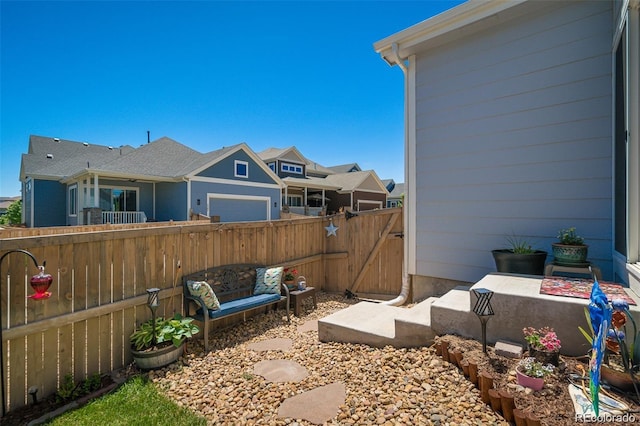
290, 287, 317, 316
544, 263, 602, 281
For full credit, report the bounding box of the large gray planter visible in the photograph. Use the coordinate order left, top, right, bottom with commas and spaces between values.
491, 249, 547, 276
131, 342, 184, 370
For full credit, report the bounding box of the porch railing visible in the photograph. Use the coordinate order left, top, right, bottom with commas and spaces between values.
102, 211, 147, 224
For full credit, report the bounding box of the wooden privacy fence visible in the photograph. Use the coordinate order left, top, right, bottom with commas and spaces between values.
0, 208, 403, 413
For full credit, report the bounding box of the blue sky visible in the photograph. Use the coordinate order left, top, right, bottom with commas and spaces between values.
1, 0, 465, 197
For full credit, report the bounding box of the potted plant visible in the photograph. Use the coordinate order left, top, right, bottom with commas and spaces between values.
130, 313, 199, 370
523, 326, 561, 366
283, 267, 298, 290
492, 235, 547, 275
552, 227, 588, 265
515, 357, 555, 391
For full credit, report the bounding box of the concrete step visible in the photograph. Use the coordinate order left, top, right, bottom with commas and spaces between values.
318, 301, 402, 347
394, 297, 437, 346
318, 274, 640, 355
317, 298, 438, 348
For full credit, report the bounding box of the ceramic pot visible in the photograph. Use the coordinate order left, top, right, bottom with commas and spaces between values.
551, 243, 588, 265
516, 367, 544, 391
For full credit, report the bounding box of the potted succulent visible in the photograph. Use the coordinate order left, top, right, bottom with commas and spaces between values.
552, 227, 588, 265
492, 235, 547, 275
130, 314, 199, 370
515, 357, 555, 391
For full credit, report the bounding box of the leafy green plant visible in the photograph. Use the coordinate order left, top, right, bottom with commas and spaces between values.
557, 227, 584, 245
56, 373, 81, 402
130, 314, 199, 351
0, 199, 21, 225
82, 372, 103, 394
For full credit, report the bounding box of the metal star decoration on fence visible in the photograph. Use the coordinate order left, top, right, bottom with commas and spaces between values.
325, 219, 338, 237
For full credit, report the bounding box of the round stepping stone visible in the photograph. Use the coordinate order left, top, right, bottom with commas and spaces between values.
277, 382, 345, 425
254, 359, 308, 382
297, 319, 318, 334
247, 337, 292, 352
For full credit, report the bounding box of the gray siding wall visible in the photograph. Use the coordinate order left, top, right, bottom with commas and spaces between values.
413, 1, 614, 283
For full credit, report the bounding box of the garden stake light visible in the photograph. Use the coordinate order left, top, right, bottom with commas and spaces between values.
472, 288, 494, 353
0, 249, 52, 417
146, 288, 160, 347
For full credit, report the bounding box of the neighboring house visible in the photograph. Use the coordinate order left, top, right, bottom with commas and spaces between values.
257, 147, 388, 215
327, 163, 362, 174
0, 196, 21, 216
20, 135, 283, 227
384, 180, 404, 208
374, 0, 640, 296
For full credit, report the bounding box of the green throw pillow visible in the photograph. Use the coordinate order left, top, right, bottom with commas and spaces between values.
187, 280, 220, 310
254, 266, 283, 295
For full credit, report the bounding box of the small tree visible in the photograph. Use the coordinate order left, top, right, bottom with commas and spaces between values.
0, 199, 22, 225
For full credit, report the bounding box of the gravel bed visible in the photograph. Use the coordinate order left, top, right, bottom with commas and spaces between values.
149, 292, 508, 425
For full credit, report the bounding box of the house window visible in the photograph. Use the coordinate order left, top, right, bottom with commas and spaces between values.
268, 162, 276, 172
99, 188, 137, 212
235, 160, 248, 178
69, 185, 78, 216
285, 195, 302, 207
281, 163, 303, 174
387, 200, 397, 208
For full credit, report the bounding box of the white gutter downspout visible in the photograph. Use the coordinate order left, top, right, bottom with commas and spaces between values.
383, 43, 410, 306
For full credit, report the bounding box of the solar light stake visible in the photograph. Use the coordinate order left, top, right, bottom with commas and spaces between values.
472, 288, 494, 353
146, 288, 160, 347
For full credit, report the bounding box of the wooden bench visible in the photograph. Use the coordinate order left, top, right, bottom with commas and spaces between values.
183, 264, 290, 351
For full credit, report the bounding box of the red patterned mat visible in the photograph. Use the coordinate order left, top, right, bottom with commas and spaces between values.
540, 277, 636, 305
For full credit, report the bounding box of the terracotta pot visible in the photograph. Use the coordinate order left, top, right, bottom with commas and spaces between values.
601, 365, 639, 391
516, 367, 544, 391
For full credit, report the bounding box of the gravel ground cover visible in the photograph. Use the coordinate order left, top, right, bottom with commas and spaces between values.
151, 293, 508, 425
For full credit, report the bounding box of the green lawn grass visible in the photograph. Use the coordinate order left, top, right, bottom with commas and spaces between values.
47, 375, 207, 426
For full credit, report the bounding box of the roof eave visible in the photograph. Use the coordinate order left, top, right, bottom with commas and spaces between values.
373, 0, 527, 62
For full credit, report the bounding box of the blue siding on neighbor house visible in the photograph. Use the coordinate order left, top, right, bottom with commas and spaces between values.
34, 180, 66, 227
197, 151, 274, 184
411, 1, 614, 283
190, 181, 280, 222
155, 182, 188, 221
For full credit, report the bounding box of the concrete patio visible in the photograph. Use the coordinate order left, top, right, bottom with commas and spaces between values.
318, 273, 640, 357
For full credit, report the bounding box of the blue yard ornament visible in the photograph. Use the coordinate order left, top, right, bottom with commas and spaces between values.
325, 219, 338, 237
588, 278, 612, 416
